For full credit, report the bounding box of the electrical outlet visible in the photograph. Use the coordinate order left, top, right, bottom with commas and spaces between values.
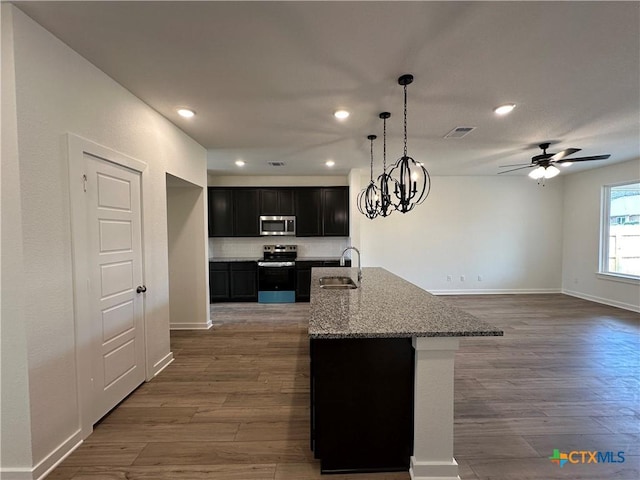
446, 275, 452, 282
460, 275, 465, 282
477, 275, 483, 282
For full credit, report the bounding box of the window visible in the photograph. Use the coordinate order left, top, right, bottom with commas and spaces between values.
601, 181, 640, 279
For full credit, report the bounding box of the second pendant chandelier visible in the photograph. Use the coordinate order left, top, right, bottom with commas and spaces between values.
390, 74, 431, 213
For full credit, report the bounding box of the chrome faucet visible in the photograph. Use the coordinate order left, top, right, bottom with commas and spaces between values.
340, 246, 362, 284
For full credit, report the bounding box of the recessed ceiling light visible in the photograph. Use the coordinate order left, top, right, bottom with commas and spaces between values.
493, 104, 516, 115
235, 160, 245, 167
177, 108, 195, 118
325, 160, 335, 167
334, 110, 350, 120
560, 162, 573, 167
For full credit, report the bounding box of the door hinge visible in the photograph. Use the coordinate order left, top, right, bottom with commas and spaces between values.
82, 174, 87, 192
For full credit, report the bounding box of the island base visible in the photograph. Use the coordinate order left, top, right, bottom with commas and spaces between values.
310, 337, 415, 473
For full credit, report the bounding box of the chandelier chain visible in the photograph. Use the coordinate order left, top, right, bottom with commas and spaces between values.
403, 84, 408, 158
383, 115, 387, 172
370, 137, 374, 181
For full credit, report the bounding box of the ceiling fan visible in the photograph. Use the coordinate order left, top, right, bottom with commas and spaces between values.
498, 143, 611, 180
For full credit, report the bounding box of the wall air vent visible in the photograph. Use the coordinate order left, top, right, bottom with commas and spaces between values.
268, 161, 286, 167
444, 126, 476, 139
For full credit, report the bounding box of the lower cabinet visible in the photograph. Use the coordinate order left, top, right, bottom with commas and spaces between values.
310, 337, 415, 473
209, 261, 257, 302
230, 262, 258, 301
209, 262, 230, 302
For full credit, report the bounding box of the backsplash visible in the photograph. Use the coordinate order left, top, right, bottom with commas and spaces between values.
209, 237, 350, 259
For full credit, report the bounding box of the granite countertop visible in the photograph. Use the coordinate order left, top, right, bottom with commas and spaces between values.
296, 257, 344, 262
209, 257, 261, 262
309, 267, 503, 339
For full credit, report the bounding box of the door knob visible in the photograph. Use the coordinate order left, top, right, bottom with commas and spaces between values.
136, 285, 147, 294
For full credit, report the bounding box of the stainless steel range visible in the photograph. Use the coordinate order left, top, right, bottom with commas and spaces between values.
257, 244, 297, 303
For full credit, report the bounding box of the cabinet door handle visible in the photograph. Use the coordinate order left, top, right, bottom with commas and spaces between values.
136, 285, 147, 294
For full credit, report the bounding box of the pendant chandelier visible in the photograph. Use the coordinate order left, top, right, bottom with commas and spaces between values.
389, 74, 431, 213
357, 135, 380, 219
376, 111, 397, 217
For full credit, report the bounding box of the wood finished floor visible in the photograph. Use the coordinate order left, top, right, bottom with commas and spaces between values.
48, 295, 639, 479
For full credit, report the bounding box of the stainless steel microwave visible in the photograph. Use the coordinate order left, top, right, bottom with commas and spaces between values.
259, 216, 296, 236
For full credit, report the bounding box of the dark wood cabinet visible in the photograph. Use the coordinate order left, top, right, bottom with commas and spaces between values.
208, 188, 234, 237
209, 186, 348, 237
322, 187, 349, 236
310, 337, 414, 473
229, 262, 258, 301
294, 188, 322, 236
233, 189, 260, 236
209, 262, 230, 301
210, 261, 258, 303
260, 188, 294, 215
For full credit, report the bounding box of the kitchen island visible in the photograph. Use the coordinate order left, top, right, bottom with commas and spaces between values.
309, 267, 503, 479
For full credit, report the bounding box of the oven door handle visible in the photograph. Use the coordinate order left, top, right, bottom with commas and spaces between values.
258, 261, 295, 267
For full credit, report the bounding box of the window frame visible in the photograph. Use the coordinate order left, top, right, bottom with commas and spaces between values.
599, 180, 640, 283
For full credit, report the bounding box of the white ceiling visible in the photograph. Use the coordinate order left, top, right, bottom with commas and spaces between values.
14, 1, 640, 177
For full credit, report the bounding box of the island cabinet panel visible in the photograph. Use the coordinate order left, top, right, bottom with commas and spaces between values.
260, 188, 294, 216
310, 337, 415, 473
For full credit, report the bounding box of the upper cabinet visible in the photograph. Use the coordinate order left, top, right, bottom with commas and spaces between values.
322, 187, 349, 236
209, 186, 349, 238
260, 188, 295, 216
295, 187, 323, 236
294, 187, 349, 237
208, 188, 234, 237
233, 189, 260, 236
208, 187, 260, 237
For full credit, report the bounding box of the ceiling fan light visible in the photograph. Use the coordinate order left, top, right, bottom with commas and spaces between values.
529, 166, 545, 179
544, 165, 560, 178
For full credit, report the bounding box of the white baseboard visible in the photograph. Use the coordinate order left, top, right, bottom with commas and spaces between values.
0, 468, 33, 480
170, 320, 213, 330
152, 351, 174, 378
0, 429, 84, 480
33, 430, 83, 480
431, 288, 562, 295
562, 289, 640, 313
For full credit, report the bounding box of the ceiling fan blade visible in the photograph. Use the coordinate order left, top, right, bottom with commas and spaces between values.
498, 165, 535, 174
550, 148, 581, 162
556, 154, 611, 163
499, 163, 531, 168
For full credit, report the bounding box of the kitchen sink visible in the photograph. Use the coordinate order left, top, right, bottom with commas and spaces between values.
319, 276, 358, 289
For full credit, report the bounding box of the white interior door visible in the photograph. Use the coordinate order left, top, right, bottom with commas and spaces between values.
85, 155, 145, 423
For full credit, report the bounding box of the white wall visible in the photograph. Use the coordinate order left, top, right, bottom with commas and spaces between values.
562, 159, 640, 311
208, 174, 348, 186
1, 6, 207, 477
1, 4, 35, 472
359, 175, 564, 293
167, 178, 210, 330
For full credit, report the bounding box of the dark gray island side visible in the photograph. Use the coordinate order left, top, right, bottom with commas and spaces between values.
309, 267, 503, 478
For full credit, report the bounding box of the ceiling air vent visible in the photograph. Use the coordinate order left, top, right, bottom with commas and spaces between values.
444, 126, 476, 139
268, 161, 286, 167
